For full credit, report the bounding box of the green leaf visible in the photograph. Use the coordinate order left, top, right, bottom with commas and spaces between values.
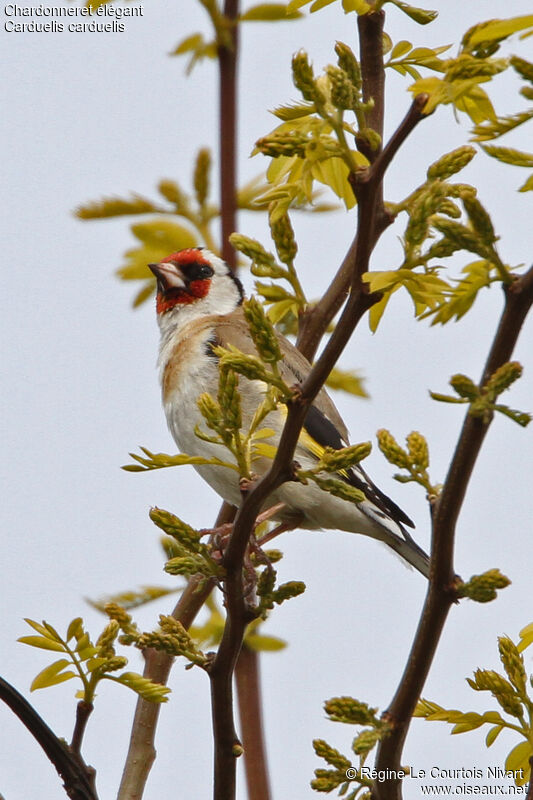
66, 618, 84, 641
326, 367, 368, 398
75, 194, 158, 219
240, 4, 302, 21
18, 636, 65, 653
390, 40, 413, 60
387, 0, 437, 25
171, 33, 203, 55
482, 145, 533, 168
30, 660, 75, 691
113, 672, 171, 703
245, 634, 287, 651
505, 741, 532, 783
466, 15, 533, 49
485, 725, 504, 747
23, 619, 53, 637
519, 174, 533, 192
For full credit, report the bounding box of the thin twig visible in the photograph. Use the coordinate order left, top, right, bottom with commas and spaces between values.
235, 646, 272, 800
372, 266, 533, 800
0, 676, 98, 800
219, 0, 240, 269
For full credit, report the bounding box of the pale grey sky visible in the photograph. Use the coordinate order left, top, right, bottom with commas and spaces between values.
2, 2, 533, 798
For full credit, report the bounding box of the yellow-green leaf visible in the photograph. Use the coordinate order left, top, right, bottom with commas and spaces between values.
18, 636, 65, 653
466, 15, 533, 48
485, 725, 504, 747
387, 0, 437, 25
30, 660, 75, 691
66, 618, 84, 641
245, 634, 287, 651
505, 741, 532, 783
23, 619, 53, 637
519, 174, 533, 192
390, 40, 413, 60
240, 4, 302, 20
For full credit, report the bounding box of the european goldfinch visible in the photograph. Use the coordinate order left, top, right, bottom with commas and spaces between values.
149, 248, 430, 578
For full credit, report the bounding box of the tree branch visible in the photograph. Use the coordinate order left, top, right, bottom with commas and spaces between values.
117, 572, 217, 800
235, 645, 272, 800
219, 0, 240, 269
372, 265, 533, 800
71, 701, 94, 756
0, 676, 98, 800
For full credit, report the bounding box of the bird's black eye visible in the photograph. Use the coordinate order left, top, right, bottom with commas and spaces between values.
185, 262, 214, 280
198, 264, 214, 279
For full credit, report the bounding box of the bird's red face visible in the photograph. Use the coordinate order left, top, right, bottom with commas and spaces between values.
149, 249, 215, 314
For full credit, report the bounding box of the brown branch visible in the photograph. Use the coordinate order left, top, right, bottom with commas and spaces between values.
71, 701, 93, 756
219, 0, 239, 269
296, 16, 421, 363
235, 646, 272, 800
372, 265, 533, 800
208, 14, 433, 793
357, 11, 385, 163
208, 140, 386, 800
0, 676, 98, 800
117, 572, 217, 800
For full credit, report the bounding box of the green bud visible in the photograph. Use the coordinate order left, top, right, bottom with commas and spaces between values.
327, 65, 356, 110
427, 146, 477, 181
193, 148, 211, 208
157, 179, 187, 209
377, 429, 410, 469
218, 368, 242, 431
467, 668, 523, 718
255, 133, 308, 158
510, 56, 533, 84
426, 237, 460, 260
292, 50, 325, 106
484, 361, 522, 398
216, 348, 269, 383
149, 507, 202, 550
324, 696, 379, 726
243, 297, 283, 364
438, 198, 461, 219
271, 581, 306, 605
100, 655, 128, 673
352, 728, 381, 756
462, 195, 496, 243
96, 620, 119, 657
406, 432, 429, 470
229, 233, 280, 271
197, 392, 225, 436
457, 568, 510, 603
104, 603, 136, 633
257, 566, 277, 599
450, 374, 479, 400
310, 475, 366, 504
432, 218, 484, 256
335, 41, 361, 91
319, 442, 372, 472
312, 739, 351, 771
446, 55, 506, 82
269, 212, 298, 264
311, 771, 344, 792
498, 636, 527, 696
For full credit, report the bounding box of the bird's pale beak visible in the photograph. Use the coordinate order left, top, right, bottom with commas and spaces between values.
148, 262, 186, 290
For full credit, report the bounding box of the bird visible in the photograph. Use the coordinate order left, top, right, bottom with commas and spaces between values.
148, 247, 430, 578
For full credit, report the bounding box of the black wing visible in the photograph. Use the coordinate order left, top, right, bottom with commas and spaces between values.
303, 404, 415, 529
